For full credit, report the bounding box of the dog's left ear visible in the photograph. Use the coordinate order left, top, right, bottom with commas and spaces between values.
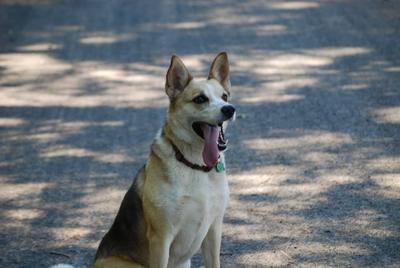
208, 52, 231, 93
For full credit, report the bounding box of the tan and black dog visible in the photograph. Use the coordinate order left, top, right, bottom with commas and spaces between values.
93, 52, 236, 268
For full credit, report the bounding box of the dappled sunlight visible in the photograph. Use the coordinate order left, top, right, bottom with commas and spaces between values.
0, 182, 53, 229
254, 24, 288, 36
17, 42, 63, 52
232, 166, 301, 184
25, 132, 62, 142
302, 47, 371, 58
370, 174, 400, 200
226, 166, 397, 266
342, 83, 369, 91
235, 52, 333, 76
58, 120, 124, 129
237, 250, 290, 267
80, 32, 136, 45
259, 54, 333, 68
89, 69, 154, 83
368, 155, 400, 199
372, 173, 400, 189
4, 208, 44, 220
371, 107, 400, 124
244, 131, 353, 151
165, 21, 208, 30
225, 112, 399, 264
367, 156, 400, 172
205, 7, 267, 26
0, 182, 52, 200
0, 52, 169, 107
352, 209, 398, 237
240, 92, 304, 104
0, 117, 28, 127
236, 241, 371, 267
1, 0, 399, 267
0, 53, 72, 80
267, 1, 320, 10
384, 66, 400, 73
51, 227, 91, 243
230, 170, 361, 205
41, 145, 135, 163
231, 46, 372, 104
1, 119, 126, 146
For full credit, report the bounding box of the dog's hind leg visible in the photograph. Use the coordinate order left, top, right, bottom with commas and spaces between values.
93, 257, 143, 268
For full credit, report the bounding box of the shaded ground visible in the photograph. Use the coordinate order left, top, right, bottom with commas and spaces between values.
1, 0, 400, 267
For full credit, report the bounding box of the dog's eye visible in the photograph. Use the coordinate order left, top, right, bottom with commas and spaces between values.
222, 93, 228, 102
193, 95, 209, 104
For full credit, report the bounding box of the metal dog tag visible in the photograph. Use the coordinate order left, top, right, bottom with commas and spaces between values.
215, 161, 225, 172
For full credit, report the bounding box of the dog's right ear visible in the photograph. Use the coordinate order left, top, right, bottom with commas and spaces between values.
165, 55, 193, 100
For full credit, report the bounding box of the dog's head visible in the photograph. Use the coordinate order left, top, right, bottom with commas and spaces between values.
165, 52, 236, 167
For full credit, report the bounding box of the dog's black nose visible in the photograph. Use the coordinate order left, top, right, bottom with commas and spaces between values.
221, 105, 236, 119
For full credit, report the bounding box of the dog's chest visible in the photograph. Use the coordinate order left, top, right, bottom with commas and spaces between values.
169, 168, 229, 258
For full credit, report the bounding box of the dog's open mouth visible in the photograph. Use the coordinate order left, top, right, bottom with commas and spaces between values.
192, 122, 227, 167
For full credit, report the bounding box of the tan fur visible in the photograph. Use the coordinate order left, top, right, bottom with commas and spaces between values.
94, 53, 234, 268
94, 256, 143, 268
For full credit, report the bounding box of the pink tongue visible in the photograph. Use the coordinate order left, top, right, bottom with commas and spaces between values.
201, 124, 220, 167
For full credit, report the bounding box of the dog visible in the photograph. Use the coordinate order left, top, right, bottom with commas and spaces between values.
93, 52, 235, 268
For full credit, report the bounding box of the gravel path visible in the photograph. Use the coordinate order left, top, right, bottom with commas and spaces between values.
1, 0, 399, 267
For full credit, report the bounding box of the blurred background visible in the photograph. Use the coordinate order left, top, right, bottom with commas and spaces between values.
0, 0, 399, 267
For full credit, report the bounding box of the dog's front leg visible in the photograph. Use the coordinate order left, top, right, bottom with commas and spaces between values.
201, 217, 223, 268
148, 232, 172, 268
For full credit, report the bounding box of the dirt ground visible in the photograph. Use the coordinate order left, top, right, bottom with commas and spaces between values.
0, 0, 399, 267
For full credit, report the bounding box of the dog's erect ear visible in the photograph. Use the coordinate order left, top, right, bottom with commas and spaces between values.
165, 55, 193, 99
208, 52, 231, 93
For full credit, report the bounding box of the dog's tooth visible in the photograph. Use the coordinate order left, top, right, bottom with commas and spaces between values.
218, 144, 227, 151
221, 140, 228, 145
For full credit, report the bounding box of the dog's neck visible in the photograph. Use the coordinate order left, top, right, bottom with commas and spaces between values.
162, 118, 205, 165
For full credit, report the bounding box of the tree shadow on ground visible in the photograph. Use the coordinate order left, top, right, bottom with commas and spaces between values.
0, 0, 400, 267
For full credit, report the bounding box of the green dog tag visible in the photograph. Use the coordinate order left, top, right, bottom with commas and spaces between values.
215, 161, 225, 172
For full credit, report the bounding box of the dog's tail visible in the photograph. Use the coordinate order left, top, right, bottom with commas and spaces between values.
49, 264, 75, 268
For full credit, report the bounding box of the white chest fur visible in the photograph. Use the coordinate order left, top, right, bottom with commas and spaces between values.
142, 143, 229, 266
168, 166, 229, 260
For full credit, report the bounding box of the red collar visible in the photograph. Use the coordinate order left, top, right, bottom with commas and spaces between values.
169, 139, 214, 172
